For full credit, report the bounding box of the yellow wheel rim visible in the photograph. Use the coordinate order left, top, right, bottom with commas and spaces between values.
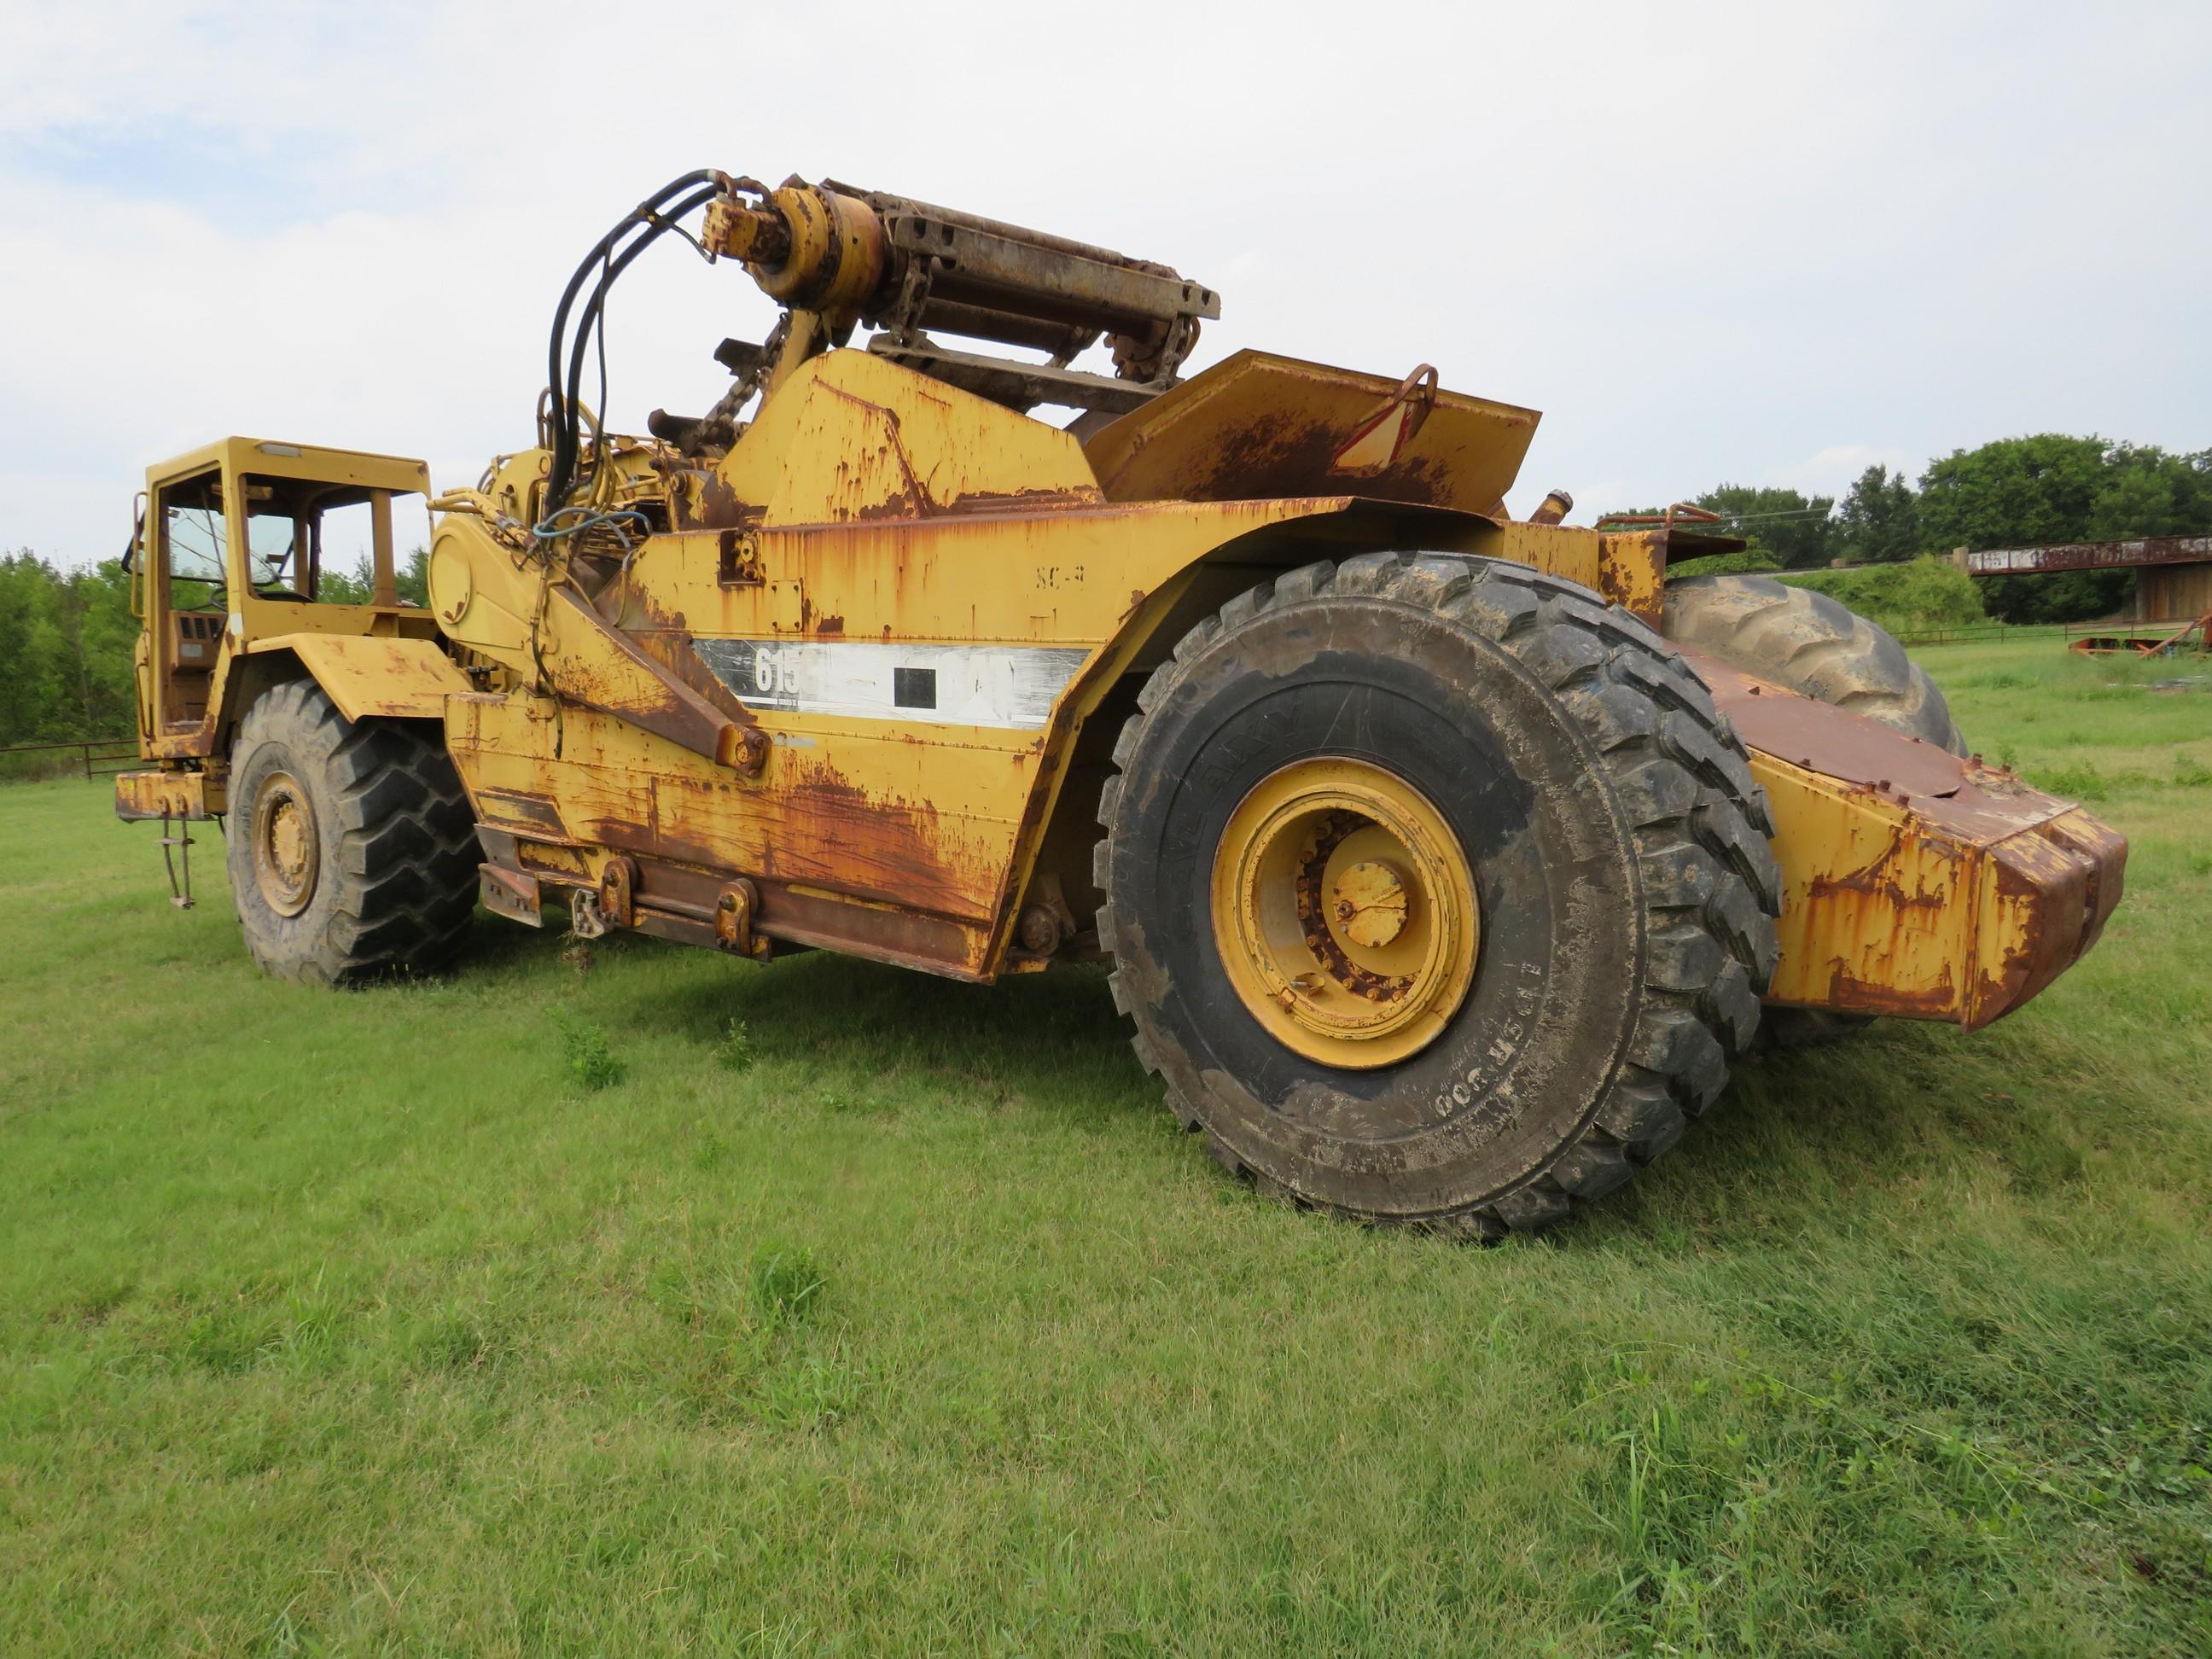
251, 769, 319, 917
1210, 757, 1480, 1069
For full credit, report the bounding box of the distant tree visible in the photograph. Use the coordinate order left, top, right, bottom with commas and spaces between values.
1593, 490, 1838, 568
2086, 443, 2212, 540
1693, 485, 1838, 569
1918, 434, 2108, 553
0, 552, 72, 744
1922, 435, 2212, 623
1601, 436, 2211, 625
319, 547, 429, 607
0, 552, 138, 745
1836, 464, 1921, 562
317, 556, 371, 605
397, 545, 429, 607
66, 558, 137, 739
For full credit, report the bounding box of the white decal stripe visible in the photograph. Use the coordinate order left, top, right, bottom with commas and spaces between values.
692, 639, 1092, 731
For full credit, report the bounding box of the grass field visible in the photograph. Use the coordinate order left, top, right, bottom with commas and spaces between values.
3, 639, 2209, 1656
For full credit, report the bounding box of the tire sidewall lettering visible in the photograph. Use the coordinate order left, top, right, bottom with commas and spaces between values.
1110, 590, 1643, 1217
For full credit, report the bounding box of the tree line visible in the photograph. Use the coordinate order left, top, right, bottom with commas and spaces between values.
1606, 434, 2212, 622
0, 550, 428, 748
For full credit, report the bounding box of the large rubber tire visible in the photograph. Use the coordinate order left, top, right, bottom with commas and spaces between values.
1662, 573, 1965, 1047
1096, 554, 1783, 1237
1662, 573, 1967, 755
226, 679, 479, 986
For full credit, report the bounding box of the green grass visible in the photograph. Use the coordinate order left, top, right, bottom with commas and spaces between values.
3, 637, 2209, 1655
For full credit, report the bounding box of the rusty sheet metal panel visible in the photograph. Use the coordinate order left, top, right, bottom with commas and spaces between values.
1080, 350, 1539, 516
1487, 523, 1665, 626
1685, 651, 2126, 1028
634, 498, 1366, 647
1596, 534, 1666, 625
438, 491, 1381, 979
2138, 562, 2212, 622
701, 349, 1103, 528
250, 633, 471, 723
445, 689, 1025, 977
114, 768, 222, 821
478, 863, 544, 928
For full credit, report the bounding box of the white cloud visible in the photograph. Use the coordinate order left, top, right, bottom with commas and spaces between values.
3, 0, 2208, 563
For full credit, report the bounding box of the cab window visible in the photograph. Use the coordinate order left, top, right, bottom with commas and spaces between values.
239, 474, 379, 602
161, 474, 229, 608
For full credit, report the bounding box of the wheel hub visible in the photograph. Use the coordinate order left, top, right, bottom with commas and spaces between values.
1211, 758, 1480, 1069
1332, 859, 1408, 948
251, 770, 319, 917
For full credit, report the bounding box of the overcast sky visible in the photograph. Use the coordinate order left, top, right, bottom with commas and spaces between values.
4, 0, 2208, 567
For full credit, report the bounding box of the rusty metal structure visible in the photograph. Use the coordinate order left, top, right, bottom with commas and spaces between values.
1962, 534, 2212, 623
114, 169, 2128, 1236
2067, 612, 2211, 656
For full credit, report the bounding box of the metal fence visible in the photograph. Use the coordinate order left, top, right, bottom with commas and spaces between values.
0, 736, 139, 780
1895, 620, 2201, 649
1891, 623, 2060, 648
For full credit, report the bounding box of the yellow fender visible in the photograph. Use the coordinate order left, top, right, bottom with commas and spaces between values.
247, 633, 471, 724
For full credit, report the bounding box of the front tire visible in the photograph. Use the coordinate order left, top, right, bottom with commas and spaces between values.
226, 679, 478, 986
1097, 554, 1782, 1237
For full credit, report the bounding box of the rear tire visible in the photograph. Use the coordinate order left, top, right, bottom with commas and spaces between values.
1662, 573, 1965, 1046
225, 679, 478, 986
1096, 554, 1782, 1237
1662, 573, 1967, 754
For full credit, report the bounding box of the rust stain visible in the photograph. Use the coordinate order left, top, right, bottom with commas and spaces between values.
821, 382, 934, 521
1964, 812, 2123, 1030
942, 486, 1104, 515
1805, 836, 1947, 911
1820, 960, 1959, 1018
540, 586, 750, 767
476, 787, 569, 838
583, 752, 992, 928
621, 589, 753, 725
676, 469, 759, 533
1167, 409, 1466, 509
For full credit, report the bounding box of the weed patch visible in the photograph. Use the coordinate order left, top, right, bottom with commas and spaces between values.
715, 1016, 757, 1069
550, 1005, 626, 1090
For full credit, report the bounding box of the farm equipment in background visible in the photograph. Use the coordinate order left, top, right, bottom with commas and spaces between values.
112, 169, 2126, 1237
2068, 612, 2212, 656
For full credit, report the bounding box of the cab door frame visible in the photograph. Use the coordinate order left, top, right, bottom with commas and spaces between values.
137, 455, 242, 758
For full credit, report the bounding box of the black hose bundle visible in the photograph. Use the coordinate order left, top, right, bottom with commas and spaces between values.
540, 169, 725, 522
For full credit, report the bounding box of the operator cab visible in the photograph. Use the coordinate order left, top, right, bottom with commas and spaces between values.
128, 439, 434, 755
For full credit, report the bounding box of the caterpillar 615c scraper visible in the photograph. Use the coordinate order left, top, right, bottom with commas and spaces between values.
115, 169, 2125, 1236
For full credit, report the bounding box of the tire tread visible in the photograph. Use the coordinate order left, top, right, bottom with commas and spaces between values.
1096, 554, 1783, 1237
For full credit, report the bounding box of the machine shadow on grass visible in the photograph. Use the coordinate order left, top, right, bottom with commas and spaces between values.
513, 915, 2063, 1243
596, 935, 1162, 1120
166, 841, 2101, 1247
